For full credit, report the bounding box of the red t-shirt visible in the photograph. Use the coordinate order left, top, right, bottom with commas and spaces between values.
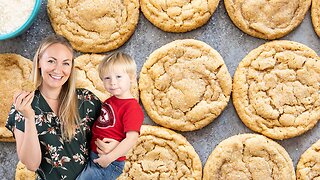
90, 96, 144, 161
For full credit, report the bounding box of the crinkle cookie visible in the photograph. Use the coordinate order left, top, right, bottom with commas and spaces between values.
139, 39, 232, 131
21, 80, 36, 92
15, 161, 36, 180
233, 40, 320, 140
296, 139, 320, 180
74, 54, 139, 101
141, 0, 220, 32
118, 125, 202, 179
312, 0, 320, 36
203, 134, 295, 180
0, 54, 32, 142
224, 0, 311, 39
47, 0, 139, 53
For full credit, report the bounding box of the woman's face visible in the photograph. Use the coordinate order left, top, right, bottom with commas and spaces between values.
39, 43, 73, 91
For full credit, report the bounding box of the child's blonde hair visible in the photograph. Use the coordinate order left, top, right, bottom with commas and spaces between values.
32, 34, 80, 141
98, 52, 137, 83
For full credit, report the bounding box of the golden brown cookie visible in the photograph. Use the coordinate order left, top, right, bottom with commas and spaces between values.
139, 39, 232, 131
47, 0, 139, 53
21, 80, 36, 92
296, 139, 320, 180
312, 0, 320, 36
224, 0, 311, 39
141, 0, 219, 32
74, 54, 139, 101
233, 40, 320, 140
118, 125, 202, 179
203, 134, 295, 180
15, 161, 36, 180
0, 54, 32, 142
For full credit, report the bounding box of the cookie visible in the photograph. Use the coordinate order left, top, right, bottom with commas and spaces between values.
203, 134, 295, 180
233, 40, 320, 140
47, 0, 139, 53
21, 80, 36, 92
15, 161, 36, 180
74, 54, 139, 101
224, 0, 311, 39
118, 125, 202, 179
141, 0, 219, 32
296, 139, 320, 180
139, 39, 232, 131
312, 0, 320, 36
0, 54, 32, 142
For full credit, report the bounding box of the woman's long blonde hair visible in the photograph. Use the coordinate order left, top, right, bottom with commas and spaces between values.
32, 34, 80, 141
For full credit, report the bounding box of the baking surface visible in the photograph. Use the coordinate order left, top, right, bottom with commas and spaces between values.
0, 1, 319, 179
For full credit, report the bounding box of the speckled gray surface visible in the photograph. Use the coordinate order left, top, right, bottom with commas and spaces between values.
0, 1, 319, 179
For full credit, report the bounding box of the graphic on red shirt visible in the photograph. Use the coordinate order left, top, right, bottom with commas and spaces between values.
96, 103, 115, 128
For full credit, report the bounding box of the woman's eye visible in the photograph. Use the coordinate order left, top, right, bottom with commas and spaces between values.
48, 60, 54, 63
63, 62, 70, 66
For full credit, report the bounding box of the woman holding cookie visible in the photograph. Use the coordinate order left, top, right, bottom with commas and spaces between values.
6, 34, 118, 180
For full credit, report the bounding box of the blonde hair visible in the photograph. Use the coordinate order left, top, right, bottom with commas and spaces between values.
98, 52, 137, 83
32, 34, 79, 141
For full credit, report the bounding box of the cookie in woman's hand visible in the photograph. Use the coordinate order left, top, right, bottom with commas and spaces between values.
21, 80, 36, 92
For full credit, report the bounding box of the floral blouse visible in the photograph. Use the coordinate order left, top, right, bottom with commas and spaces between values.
6, 89, 101, 180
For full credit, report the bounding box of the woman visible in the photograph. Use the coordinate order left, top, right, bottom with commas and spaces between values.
6, 34, 117, 180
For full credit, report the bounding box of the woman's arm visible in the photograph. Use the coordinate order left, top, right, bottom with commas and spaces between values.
94, 131, 139, 167
95, 138, 120, 154
14, 92, 41, 171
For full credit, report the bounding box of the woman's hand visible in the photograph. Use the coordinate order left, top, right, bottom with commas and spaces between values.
93, 154, 113, 168
14, 91, 35, 120
95, 138, 119, 155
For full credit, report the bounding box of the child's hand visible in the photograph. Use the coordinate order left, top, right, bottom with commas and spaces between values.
95, 138, 119, 154
93, 154, 112, 168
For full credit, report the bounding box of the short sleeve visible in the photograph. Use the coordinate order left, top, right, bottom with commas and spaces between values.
123, 103, 144, 133
77, 88, 102, 126
5, 104, 26, 134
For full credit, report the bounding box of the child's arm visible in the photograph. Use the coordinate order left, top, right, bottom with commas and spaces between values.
93, 131, 139, 167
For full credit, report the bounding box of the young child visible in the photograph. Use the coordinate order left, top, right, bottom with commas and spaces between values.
77, 52, 144, 180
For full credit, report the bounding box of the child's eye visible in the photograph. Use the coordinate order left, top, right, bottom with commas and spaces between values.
104, 77, 110, 80
116, 75, 122, 78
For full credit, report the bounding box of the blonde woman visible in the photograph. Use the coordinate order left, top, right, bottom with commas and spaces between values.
6, 34, 117, 180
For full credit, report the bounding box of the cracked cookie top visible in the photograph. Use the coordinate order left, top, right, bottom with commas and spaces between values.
312, 0, 320, 36
15, 161, 36, 180
296, 139, 320, 180
0, 54, 32, 142
233, 40, 320, 140
47, 0, 139, 53
74, 54, 139, 101
224, 0, 311, 39
118, 125, 202, 179
139, 39, 232, 131
141, 0, 219, 32
203, 134, 295, 180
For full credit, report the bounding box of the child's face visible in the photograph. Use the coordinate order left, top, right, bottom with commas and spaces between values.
102, 68, 132, 99
38, 43, 73, 91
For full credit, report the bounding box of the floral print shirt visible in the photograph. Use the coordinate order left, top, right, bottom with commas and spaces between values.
6, 89, 101, 180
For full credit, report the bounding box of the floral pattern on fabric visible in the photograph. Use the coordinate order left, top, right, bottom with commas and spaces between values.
6, 89, 101, 180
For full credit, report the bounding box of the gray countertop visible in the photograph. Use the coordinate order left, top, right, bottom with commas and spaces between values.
1, 1, 319, 179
